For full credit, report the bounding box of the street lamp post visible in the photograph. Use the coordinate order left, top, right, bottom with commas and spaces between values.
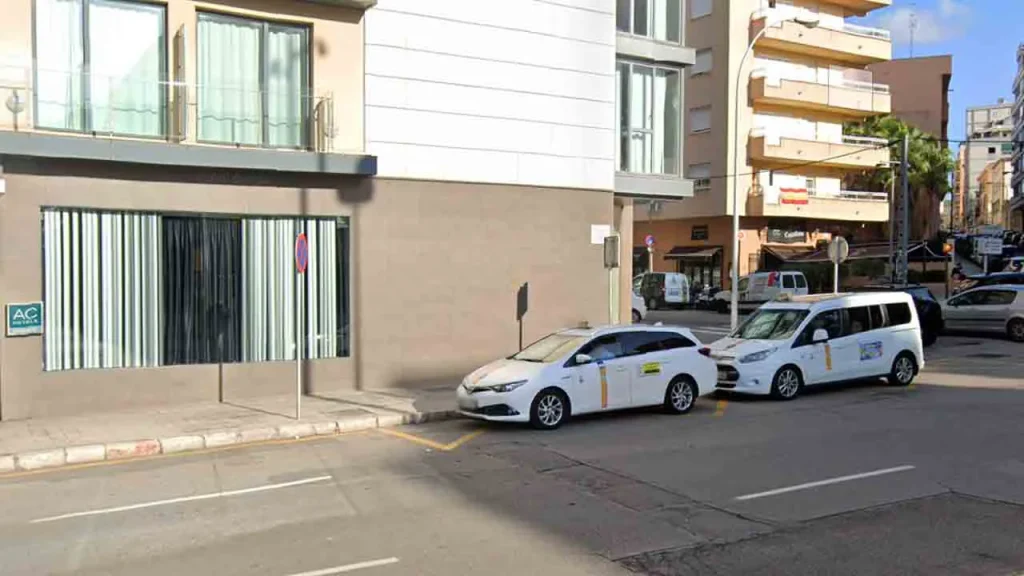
730, 13, 820, 329
878, 160, 898, 282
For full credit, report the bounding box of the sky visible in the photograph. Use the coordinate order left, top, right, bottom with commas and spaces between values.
854, 0, 1024, 143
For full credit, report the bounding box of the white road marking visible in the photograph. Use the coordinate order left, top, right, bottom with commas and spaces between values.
31, 475, 333, 524
285, 558, 400, 576
734, 465, 916, 501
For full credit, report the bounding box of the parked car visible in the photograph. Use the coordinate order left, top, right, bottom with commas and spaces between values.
632, 291, 647, 322
941, 284, 1024, 342
853, 284, 942, 346
709, 292, 924, 400
712, 271, 809, 314
635, 272, 690, 310
954, 272, 1024, 294
457, 324, 716, 429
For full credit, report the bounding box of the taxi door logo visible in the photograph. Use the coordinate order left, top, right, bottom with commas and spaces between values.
641, 362, 661, 376
859, 341, 883, 361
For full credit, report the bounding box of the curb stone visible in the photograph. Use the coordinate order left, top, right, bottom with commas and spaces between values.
0, 408, 458, 475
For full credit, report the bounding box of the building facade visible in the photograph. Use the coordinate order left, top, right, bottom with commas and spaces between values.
976, 158, 1013, 228
0, 0, 669, 420
960, 100, 1014, 229
1010, 44, 1024, 231
633, 0, 893, 286
866, 55, 951, 143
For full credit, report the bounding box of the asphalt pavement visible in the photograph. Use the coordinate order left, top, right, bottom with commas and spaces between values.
1, 310, 1022, 575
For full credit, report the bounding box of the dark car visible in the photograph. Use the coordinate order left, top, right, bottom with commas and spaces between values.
853, 284, 942, 346
956, 272, 1024, 294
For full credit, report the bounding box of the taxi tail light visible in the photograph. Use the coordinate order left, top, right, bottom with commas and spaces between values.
698, 347, 711, 357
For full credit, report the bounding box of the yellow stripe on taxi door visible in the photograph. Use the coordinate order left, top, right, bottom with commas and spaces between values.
824, 343, 832, 371
599, 365, 608, 408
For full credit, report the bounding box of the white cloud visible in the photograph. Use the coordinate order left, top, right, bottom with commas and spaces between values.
875, 0, 972, 46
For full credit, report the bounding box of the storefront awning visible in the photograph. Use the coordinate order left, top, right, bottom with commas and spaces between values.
665, 246, 722, 260
762, 245, 815, 262
778, 242, 946, 264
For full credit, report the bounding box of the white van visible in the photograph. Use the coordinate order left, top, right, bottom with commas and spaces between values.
709, 292, 924, 399
713, 271, 809, 313
636, 272, 691, 310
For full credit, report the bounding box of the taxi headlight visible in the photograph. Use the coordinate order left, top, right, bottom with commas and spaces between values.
485, 380, 528, 393
739, 348, 777, 363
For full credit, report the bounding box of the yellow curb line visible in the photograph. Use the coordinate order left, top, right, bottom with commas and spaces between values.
377, 428, 485, 452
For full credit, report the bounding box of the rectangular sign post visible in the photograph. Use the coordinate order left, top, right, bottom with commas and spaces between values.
295, 233, 309, 420
6, 302, 43, 337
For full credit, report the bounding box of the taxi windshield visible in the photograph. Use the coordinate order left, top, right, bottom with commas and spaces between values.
511, 333, 589, 363
732, 308, 809, 340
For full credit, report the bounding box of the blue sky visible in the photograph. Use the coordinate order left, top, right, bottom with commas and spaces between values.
856, 0, 1024, 143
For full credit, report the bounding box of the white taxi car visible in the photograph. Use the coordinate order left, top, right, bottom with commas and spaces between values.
457, 325, 716, 429
710, 293, 924, 399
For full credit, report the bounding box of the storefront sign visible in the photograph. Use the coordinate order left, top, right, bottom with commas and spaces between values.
7, 302, 43, 337
767, 229, 807, 244
691, 225, 709, 241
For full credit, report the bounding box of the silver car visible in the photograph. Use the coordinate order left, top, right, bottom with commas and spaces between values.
941, 284, 1024, 342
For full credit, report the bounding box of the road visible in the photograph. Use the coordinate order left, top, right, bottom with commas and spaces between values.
1, 311, 1023, 575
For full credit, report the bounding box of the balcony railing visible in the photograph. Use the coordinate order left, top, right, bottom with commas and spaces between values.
751, 64, 890, 94
0, 65, 337, 152
842, 134, 890, 147
841, 22, 891, 40
832, 189, 888, 201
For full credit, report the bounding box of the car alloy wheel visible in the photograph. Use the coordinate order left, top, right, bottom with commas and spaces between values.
894, 355, 915, 385
669, 379, 695, 413
535, 392, 565, 428
1009, 319, 1024, 342
774, 368, 801, 399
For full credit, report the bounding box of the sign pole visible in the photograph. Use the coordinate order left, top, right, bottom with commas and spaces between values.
833, 260, 839, 294
295, 232, 309, 420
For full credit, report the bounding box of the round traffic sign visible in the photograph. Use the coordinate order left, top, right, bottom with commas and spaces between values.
828, 236, 850, 264
295, 233, 309, 274
644, 234, 655, 247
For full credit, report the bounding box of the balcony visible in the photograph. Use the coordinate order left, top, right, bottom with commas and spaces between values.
822, 0, 892, 14
748, 130, 891, 170
750, 14, 892, 65
750, 67, 890, 117
747, 188, 889, 221
0, 65, 372, 175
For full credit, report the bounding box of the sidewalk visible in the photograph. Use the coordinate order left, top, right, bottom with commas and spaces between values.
0, 388, 458, 474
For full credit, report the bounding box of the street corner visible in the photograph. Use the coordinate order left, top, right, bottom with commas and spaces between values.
377, 418, 489, 453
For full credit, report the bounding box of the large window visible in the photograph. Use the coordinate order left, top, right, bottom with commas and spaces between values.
42, 209, 350, 371
616, 61, 681, 175
34, 0, 166, 137
197, 12, 310, 148
617, 0, 681, 43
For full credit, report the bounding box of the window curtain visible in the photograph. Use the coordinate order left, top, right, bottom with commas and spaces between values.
43, 210, 161, 371
88, 0, 165, 136
35, 0, 84, 131
616, 62, 628, 171
162, 217, 243, 365
658, 68, 680, 175
629, 64, 653, 173
197, 15, 261, 145
266, 26, 307, 148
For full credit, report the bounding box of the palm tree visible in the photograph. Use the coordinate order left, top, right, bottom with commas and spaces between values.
844, 116, 954, 240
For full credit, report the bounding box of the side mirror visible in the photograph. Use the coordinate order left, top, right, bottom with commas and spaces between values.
812, 329, 829, 343
574, 354, 593, 365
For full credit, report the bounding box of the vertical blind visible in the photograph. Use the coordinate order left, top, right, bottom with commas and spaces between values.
43, 210, 349, 371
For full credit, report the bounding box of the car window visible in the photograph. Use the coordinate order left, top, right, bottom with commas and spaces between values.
732, 308, 810, 340
869, 305, 885, 329
845, 306, 871, 335
623, 331, 696, 355
885, 302, 913, 326
981, 290, 1017, 305
512, 333, 589, 363
738, 278, 750, 292
795, 275, 807, 289
783, 275, 795, 289
660, 335, 696, 350
950, 291, 982, 306
577, 334, 626, 362
795, 309, 843, 346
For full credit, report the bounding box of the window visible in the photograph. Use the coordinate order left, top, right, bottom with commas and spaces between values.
869, 305, 885, 329
845, 306, 871, 335
795, 275, 807, 289
796, 309, 843, 346
578, 334, 626, 362
617, 61, 681, 175
689, 106, 711, 133
690, 0, 712, 19
197, 12, 310, 148
617, 0, 681, 43
989, 147, 997, 155
42, 209, 351, 371
733, 309, 809, 340
691, 225, 709, 241
691, 49, 712, 76
981, 290, 1017, 305
885, 302, 913, 326
34, 0, 166, 137
782, 274, 795, 289
689, 163, 711, 191
805, 177, 817, 196
624, 331, 694, 355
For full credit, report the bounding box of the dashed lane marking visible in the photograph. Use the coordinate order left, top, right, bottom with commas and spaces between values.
284, 557, 400, 576
734, 465, 916, 501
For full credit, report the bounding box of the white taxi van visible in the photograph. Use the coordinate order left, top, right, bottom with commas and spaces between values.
710, 292, 924, 399
457, 325, 716, 429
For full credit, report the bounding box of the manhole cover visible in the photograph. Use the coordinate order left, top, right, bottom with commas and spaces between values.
967, 353, 1009, 359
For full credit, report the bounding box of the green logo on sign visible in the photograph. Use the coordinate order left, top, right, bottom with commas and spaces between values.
7, 302, 43, 337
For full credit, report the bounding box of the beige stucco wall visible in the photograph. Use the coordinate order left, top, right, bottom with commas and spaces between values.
0, 160, 612, 419
0, 0, 365, 153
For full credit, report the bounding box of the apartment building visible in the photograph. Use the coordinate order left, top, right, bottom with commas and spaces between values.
867, 55, 951, 143
960, 100, 1014, 228
976, 158, 1013, 228
1010, 44, 1024, 231
634, 0, 893, 287
0, 0, 661, 420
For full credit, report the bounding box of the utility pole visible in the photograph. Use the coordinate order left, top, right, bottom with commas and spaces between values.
895, 133, 910, 285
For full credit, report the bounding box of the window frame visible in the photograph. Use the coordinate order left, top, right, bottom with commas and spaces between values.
196, 10, 312, 149
616, 59, 682, 176
691, 48, 712, 76
689, 105, 711, 134
32, 0, 169, 138
617, 0, 682, 45
690, 0, 712, 19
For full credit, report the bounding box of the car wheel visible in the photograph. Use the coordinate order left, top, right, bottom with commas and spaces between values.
632, 309, 642, 323
530, 388, 569, 430
664, 376, 698, 414
770, 366, 802, 400
648, 298, 658, 311
1008, 319, 1024, 342
888, 352, 917, 386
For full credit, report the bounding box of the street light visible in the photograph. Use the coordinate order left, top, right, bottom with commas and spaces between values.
730, 13, 820, 329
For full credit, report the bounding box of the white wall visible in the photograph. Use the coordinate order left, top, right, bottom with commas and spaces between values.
364, 0, 616, 190
753, 112, 842, 144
